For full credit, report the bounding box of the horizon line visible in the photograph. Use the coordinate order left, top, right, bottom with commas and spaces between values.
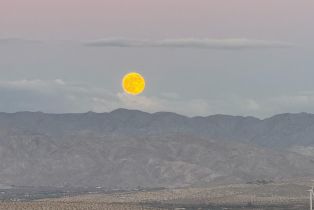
0, 108, 312, 121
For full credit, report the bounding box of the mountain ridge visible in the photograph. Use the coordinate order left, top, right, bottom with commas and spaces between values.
1, 109, 314, 189
2, 108, 311, 120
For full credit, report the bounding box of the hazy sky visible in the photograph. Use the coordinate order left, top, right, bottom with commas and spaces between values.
1, 0, 314, 117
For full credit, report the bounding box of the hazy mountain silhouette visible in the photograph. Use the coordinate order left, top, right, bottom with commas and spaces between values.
1, 109, 314, 189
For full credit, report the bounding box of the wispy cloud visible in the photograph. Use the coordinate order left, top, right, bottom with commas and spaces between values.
0, 79, 211, 116
84, 38, 294, 50
1, 79, 314, 118
0, 79, 117, 113
0, 37, 293, 50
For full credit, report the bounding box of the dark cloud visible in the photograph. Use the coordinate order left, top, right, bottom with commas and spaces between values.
84, 38, 294, 50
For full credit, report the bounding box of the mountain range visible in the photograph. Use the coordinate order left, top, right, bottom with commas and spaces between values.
1, 109, 314, 189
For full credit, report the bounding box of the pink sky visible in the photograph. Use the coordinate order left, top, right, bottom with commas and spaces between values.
1, 0, 313, 41
1, 1, 314, 116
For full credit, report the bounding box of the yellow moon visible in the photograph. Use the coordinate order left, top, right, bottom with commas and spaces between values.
122, 72, 146, 95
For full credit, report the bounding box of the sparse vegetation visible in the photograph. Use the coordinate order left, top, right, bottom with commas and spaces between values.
0, 182, 303, 210
0, 201, 308, 210
0, 201, 165, 210
246, 179, 274, 185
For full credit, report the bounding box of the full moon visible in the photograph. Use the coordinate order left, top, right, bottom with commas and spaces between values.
122, 72, 146, 95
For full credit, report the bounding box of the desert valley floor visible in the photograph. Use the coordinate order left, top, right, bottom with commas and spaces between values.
0, 180, 313, 210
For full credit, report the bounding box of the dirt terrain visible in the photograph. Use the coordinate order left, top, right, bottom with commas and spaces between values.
0, 181, 312, 209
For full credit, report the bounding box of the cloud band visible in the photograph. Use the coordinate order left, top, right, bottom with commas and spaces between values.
84, 38, 293, 50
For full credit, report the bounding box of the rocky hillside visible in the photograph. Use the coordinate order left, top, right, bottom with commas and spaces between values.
0, 109, 314, 189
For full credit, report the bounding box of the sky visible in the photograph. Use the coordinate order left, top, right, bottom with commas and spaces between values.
0, 0, 314, 118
